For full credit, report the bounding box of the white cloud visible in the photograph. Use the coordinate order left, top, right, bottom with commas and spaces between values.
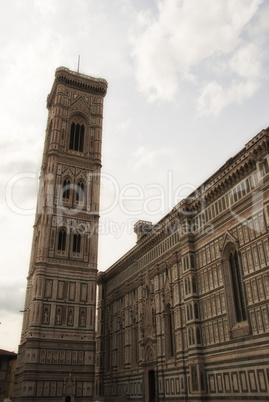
229, 43, 262, 78
197, 81, 224, 116
197, 79, 259, 116
129, 146, 171, 170
0, 310, 23, 353
116, 119, 132, 134
131, 0, 265, 111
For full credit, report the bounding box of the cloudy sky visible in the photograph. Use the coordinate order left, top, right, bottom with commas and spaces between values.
0, 0, 268, 352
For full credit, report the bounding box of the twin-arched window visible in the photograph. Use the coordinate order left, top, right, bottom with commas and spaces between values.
57, 228, 81, 255
62, 178, 85, 205
69, 122, 84, 152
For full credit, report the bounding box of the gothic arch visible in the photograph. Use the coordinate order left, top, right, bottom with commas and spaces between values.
69, 104, 90, 124
221, 234, 250, 338
62, 176, 72, 201
75, 179, 85, 203
62, 166, 75, 178
57, 227, 67, 253
145, 344, 154, 363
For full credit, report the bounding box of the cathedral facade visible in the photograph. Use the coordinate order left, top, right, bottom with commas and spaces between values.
14, 67, 107, 402
95, 128, 269, 401
14, 68, 269, 401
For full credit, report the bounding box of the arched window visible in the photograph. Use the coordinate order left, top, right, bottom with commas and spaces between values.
62, 178, 71, 200
221, 240, 250, 338
229, 250, 247, 322
58, 228, 66, 251
69, 122, 84, 152
73, 233, 81, 253
76, 180, 84, 203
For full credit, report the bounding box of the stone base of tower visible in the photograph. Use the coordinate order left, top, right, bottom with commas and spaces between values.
13, 339, 95, 401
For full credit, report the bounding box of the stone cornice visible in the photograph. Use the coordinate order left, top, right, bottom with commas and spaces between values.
57, 153, 101, 169
172, 127, 269, 214
101, 127, 269, 281
47, 67, 108, 108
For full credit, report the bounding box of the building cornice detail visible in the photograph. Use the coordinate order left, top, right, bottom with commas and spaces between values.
47, 67, 108, 108
101, 127, 269, 280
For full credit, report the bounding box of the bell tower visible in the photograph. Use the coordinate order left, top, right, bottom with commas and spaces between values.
14, 67, 108, 401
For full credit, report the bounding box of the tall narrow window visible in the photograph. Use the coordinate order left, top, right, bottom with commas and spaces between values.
58, 228, 66, 251
132, 320, 138, 365
222, 241, 250, 338
165, 304, 174, 359
76, 181, 84, 203
73, 233, 81, 253
69, 122, 84, 152
62, 178, 71, 200
191, 365, 199, 392
229, 250, 247, 322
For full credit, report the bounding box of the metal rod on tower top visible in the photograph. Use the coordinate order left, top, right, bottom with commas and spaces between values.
77, 55, 80, 73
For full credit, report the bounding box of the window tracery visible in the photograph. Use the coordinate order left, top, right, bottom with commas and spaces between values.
69, 121, 85, 152
221, 237, 250, 337
229, 250, 247, 322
